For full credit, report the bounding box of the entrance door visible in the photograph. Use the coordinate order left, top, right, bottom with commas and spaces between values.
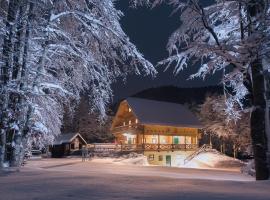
173, 136, 179, 144
166, 155, 171, 167
128, 137, 132, 144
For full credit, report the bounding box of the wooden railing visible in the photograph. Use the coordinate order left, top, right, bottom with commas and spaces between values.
90, 143, 198, 152
118, 143, 198, 151
120, 144, 137, 151
143, 143, 198, 151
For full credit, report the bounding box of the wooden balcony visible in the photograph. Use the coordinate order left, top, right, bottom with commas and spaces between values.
91, 143, 198, 152
118, 143, 198, 152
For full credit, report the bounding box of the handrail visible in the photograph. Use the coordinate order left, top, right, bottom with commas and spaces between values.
183, 144, 212, 164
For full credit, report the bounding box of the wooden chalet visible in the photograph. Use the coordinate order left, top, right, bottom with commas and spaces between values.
111, 98, 202, 166
51, 133, 87, 158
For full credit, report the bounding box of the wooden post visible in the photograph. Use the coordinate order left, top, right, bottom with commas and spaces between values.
158, 134, 160, 151
171, 135, 174, 152
136, 134, 139, 149
142, 132, 145, 150
185, 136, 187, 151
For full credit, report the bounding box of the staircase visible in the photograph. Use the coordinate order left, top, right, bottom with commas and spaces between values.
184, 144, 212, 165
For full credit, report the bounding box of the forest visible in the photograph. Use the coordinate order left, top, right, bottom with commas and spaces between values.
1, 0, 270, 181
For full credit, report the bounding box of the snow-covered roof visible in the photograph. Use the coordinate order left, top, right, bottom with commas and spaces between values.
53, 133, 87, 145
126, 97, 202, 128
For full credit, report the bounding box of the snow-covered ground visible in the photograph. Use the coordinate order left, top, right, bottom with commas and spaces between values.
1, 158, 269, 200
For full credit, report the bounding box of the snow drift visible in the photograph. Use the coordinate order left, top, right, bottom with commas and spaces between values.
184, 149, 244, 170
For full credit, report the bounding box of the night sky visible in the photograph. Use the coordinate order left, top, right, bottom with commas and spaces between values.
112, 0, 221, 101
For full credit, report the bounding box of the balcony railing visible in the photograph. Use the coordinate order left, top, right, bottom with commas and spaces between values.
115, 144, 197, 152
142, 143, 198, 151
90, 143, 198, 152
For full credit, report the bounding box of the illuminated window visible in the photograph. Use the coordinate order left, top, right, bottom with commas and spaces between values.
161, 138, 167, 144
148, 154, 154, 161
158, 155, 163, 161
152, 135, 158, 144
128, 108, 131, 112
179, 136, 185, 144
129, 120, 131, 125
135, 119, 138, 123
123, 122, 126, 126
185, 136, 192, 144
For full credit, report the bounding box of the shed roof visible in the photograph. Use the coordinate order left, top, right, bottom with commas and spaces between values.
126, 97, 202, 128
53, 133, 87, 145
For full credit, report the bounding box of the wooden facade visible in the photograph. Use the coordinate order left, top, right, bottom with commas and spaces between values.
111, 99, 201, 157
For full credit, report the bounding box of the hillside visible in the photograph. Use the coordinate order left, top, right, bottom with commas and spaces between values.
132, 85, 223, 105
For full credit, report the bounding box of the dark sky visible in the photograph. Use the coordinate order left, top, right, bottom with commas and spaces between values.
112, 0, 221, 101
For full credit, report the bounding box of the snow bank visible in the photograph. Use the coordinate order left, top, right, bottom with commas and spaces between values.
184, 149, 244, 170
91, 153, 149, 166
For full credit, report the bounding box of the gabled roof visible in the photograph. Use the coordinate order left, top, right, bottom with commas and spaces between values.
126, 97, 202, 128
53, 133, 87, 145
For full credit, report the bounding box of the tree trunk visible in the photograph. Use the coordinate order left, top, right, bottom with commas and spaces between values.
264, 72, 270, 180
250, 59, 269, 180
0, 0, 20, 168
233, 144, 237, 158
0, 130, 7, 167
10, 0, 32, 167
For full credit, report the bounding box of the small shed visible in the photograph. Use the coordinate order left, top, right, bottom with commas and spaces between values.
51, 133, 87, 158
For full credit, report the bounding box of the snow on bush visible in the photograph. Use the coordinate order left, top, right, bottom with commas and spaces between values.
2, 162, 9, 168
241, 160, 255, 177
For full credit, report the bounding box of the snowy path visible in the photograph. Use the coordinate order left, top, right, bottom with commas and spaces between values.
0, 158, 269, 200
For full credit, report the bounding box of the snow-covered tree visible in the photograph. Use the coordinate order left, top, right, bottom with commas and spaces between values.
62, 95, 115, 143
0, 0, 155, 167
133, 0, 270, 180
199, 94, 251, 157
